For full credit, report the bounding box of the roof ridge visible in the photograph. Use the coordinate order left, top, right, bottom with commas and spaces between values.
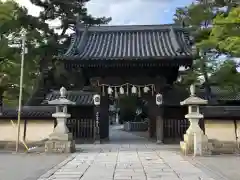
50, 90, 95, 94
76, 24, 184, 32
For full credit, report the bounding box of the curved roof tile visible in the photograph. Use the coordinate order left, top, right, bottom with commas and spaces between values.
57, 24, 193, 61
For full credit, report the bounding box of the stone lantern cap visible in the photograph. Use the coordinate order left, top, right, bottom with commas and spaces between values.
48, 87, 76, 105
180, 84, 208, 106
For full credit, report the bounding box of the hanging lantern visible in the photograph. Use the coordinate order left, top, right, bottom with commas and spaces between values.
143, 86, 150, 93
119, 87, 124, 94
131, 85, 137, 94
107, 87, 113, 94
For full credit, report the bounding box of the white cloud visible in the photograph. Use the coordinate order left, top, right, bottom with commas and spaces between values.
16, 0, 172, 25
16, 0, 42, 16
86, 0, 171, 25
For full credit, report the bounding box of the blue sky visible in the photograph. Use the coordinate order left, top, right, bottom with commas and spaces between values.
18, 0, 194, 25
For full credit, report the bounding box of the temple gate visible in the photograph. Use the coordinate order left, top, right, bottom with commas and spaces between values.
30, 24, 195, 143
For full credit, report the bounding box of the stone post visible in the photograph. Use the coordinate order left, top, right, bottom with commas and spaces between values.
156, 113, 164, 144
180, 84, 212, 156
45, 87, 76, 153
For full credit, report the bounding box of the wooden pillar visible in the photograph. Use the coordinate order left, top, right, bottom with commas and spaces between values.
0, 95, 3, 115
23, 119, 28, 141
148, 99, 157, 138
156, 106, 164, 144
89, 77, 110, 142
100, 95, 109, 141
154, 76, 166, 143
94, 105, 100, 143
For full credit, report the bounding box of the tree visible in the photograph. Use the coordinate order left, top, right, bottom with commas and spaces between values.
199, 7, 240, 57
0, 0, 111, 106
174, 1, 218, 99
174, 0, 239, 99
210, 60, 240, 93
27, 0, 112, 97
30, 0, 111, 56
0, 0, 51, 106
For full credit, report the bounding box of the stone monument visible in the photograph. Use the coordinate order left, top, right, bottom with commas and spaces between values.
180, 84, 212, 156
45, 87, 76, 153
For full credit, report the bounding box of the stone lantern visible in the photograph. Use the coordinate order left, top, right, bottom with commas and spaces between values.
180, 84, 212, 156
45, 87, 76, 153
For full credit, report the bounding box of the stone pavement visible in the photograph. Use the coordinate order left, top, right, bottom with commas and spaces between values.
37, 125, 236, 180
109, 125, 149, 144
38, 144, 217, 180
0, 153, 69, 180
188, 155, 240, 180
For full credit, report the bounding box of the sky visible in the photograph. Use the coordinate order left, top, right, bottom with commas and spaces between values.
16, 0, 194, 25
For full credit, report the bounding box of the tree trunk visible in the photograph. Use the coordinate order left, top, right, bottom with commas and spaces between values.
201, 57, 212, 101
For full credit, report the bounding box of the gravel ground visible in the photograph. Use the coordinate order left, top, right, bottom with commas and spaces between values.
0, 153, 69, 180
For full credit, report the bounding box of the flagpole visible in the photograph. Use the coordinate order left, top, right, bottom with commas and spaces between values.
16, 31, 26, 153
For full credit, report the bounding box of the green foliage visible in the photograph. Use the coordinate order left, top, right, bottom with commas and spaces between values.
119, 96, 137, 122
199, 7, 240, 57
0, 0, 111, 107
30, 0, 111, 55
211, 60, 240, 92
174, 0, 240, 93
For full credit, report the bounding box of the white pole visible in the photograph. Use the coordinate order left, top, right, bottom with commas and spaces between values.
16, 32, 26, 152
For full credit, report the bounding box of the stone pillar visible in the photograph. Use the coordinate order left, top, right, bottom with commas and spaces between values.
45, 87, 76, 153
180, 84, 212, 156
156, 108, 164, 144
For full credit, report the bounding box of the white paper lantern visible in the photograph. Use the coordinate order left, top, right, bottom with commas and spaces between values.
143, 86, 150, 93
119, 87, 124, 94
108, 87, 113, 94
156, 93, 163, 106
131, 86, 137, 94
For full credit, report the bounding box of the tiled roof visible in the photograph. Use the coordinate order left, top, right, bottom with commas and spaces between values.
163, 85, 240, 106
201, 106, 240, 118
198, 86, 240, 101
43, 91, 94, 106
1, 106, 55, 119
57, 24, 193, 61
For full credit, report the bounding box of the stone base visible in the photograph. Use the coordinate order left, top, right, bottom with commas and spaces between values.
209, 139, 239, 154
49, 133, 73, 141
94, 140, 100, 144
180, 133, 212, 156
156, 140, 163, 144
45, 140, 75, 153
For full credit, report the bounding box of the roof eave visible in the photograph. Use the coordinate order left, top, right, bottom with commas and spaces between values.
56, 56, 193, 67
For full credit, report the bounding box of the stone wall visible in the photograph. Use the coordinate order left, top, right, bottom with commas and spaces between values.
204, 119, 239, 153
0, 119, 54, 143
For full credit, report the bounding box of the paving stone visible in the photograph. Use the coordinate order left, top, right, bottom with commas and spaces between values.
36, 126, 222, 180
49, 175, 82, 178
